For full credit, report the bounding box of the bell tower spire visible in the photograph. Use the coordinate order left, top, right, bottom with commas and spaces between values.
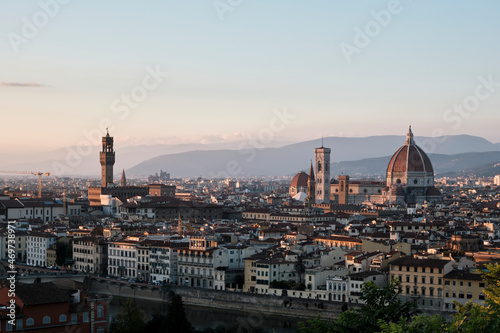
100, 130, 115, 187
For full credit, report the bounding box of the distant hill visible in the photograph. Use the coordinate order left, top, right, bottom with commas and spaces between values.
3, 134, 499, 177
128, 136, 500, 178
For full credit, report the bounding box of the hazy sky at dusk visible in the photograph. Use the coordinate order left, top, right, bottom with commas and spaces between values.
1, 0, 499, 152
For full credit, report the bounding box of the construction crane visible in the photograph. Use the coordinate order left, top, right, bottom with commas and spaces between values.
0, 171, 51, 198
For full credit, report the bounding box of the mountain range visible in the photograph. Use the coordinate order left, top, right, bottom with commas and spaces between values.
2, 135, 499, 178
128, 135, 500, 178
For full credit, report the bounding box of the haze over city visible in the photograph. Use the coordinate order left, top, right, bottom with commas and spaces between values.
1, 0, 500, 155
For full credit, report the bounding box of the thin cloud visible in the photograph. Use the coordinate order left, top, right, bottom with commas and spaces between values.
0, 82, 45, 87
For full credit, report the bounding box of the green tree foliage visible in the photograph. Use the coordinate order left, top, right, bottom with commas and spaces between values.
359, 263, 500, 333
448, 263, 500, 332
110, 299, 147, 333
299, 279, 417, 333
143, 314, 166, 333
164, 294, 193, 333
377, 315, 445, 333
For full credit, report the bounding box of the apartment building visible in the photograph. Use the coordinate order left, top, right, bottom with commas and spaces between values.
178, 236, 217, 288
389, 257, 454, 311
0, 230, 27, 261
149, 241, 186, 284
107, 239, 138, 279
73, 237, 108, 274
26, 232, 57, 267
136, 242, 150, 282
443, 269, 486, 311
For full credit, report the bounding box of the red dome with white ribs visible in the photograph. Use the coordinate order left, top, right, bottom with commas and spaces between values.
387, 126, 434, 175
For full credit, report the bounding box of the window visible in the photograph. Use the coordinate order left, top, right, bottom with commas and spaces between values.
83, 312, 89, 323
97, 304, 104, 318
479, 294, 485, 300
479, 282, 485, 288
7, 321, 13, 331
43, 316, 51, 324
16, 319, 23, 329
71, 313, 77, 323
59, 314, 67, 322
26, 318, 34, 326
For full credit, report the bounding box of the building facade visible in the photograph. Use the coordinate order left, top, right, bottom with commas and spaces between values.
26, 232, 57, 267
107, 239, 138, 279
178, 237, 216, 288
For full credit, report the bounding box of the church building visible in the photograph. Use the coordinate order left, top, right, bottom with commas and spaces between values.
290, 127, 443, 207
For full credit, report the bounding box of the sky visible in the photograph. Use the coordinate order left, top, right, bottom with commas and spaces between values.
1, 0, 500, 153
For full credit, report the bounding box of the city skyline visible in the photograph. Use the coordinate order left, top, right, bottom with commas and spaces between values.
1, 1, 500, 153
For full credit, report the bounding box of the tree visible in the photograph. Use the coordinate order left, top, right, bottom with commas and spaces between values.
109, 299, 147, 333
448, 263, 500, 332
378, 263, 500, 333
164, 294, 193, 333
299, 279, 417, 333
377, 315, 445, 333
